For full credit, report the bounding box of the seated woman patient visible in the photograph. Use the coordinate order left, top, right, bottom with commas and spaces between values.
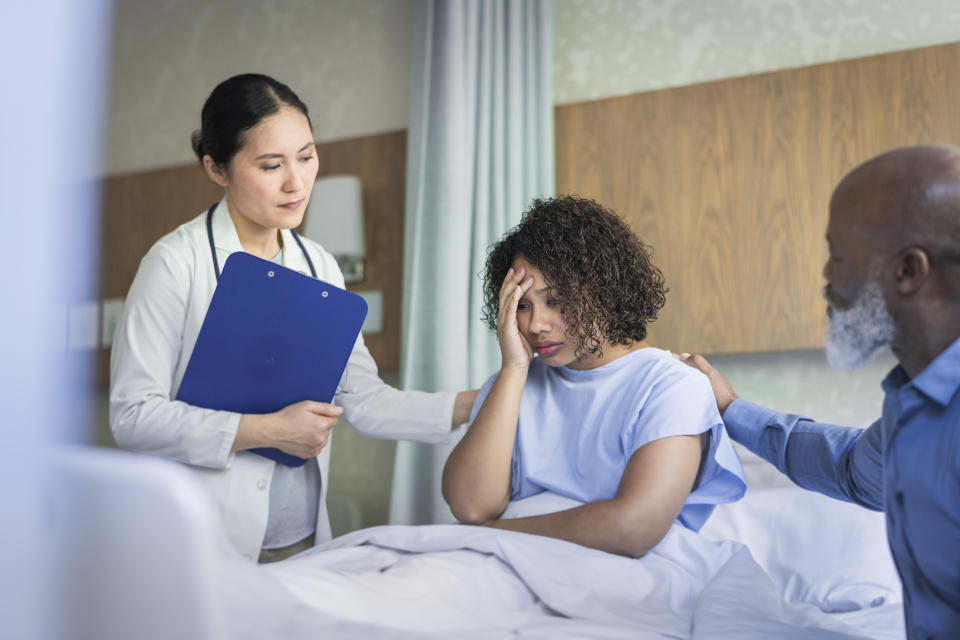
442, 196, 745, 557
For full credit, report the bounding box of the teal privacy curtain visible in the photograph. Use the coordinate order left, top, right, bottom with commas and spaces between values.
389, 0, 555, 525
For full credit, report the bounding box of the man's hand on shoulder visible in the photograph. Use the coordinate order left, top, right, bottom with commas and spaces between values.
673, 353, 738, 416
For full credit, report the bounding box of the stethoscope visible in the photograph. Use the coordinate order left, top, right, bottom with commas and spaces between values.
205, 202, 317, 280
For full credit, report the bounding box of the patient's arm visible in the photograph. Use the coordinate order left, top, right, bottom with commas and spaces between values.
482, 434, 704, 558
442, 266, 534, 524
442, 368, 526, 523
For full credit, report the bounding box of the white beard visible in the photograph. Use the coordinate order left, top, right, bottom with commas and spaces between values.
824, 279, 895, 372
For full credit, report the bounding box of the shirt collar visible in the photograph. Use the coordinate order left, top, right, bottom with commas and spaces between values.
881, 335, 960, 407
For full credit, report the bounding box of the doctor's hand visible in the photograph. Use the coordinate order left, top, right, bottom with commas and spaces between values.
497, 267, 534, 371
270, 401, 342, 458
673, 353, 738, 416
235, 401, 341, 459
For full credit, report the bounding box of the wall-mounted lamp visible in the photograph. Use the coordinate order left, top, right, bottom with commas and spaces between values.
302, 175, 366, 283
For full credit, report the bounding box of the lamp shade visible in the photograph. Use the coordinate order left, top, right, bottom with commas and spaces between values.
302, 175, 365, 257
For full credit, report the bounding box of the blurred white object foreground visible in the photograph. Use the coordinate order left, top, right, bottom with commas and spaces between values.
46, 446, 415, 640
48, 447, 225, 640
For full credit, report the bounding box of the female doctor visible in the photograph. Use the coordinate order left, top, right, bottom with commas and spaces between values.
110, 73, 478, 563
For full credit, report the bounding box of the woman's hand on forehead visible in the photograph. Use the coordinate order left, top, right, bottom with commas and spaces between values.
497, 266, 534, 370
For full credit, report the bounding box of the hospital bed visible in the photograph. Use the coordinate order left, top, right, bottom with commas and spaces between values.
49, 445, 904, 640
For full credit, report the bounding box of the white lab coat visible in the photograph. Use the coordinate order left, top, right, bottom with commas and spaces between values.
110, 198, 457, 560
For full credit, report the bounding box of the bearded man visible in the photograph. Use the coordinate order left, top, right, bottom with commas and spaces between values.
678, 144, 960, 640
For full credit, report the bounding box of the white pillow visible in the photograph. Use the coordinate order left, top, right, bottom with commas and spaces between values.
700, 485, 902, 612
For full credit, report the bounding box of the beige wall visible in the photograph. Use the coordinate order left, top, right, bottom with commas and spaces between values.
106, 0, 411, 175
554, 0, 960, 104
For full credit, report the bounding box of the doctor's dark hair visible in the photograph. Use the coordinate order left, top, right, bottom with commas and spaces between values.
482, 196, 667, 358
190, 73, 312, 166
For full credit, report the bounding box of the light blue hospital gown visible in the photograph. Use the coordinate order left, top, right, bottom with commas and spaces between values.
470, 348, 747, 531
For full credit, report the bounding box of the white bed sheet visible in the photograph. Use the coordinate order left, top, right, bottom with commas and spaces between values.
241, 490, 904, 640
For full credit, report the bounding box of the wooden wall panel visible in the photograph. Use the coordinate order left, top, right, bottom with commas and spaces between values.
555, 42, 960, 355
98, 130, 407, 385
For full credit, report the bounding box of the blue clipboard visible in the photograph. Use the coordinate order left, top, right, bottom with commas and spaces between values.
176, 252, 367, 467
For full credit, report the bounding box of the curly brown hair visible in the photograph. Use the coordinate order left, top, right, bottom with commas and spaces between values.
482, 195, 667, 359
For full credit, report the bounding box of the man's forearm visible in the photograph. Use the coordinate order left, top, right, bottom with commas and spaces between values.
724, 398, 885, 509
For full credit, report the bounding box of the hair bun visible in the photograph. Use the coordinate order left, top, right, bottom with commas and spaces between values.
190, 129, 205, 161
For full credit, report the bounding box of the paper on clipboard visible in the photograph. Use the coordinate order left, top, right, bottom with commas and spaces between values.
176, 251, 367, 467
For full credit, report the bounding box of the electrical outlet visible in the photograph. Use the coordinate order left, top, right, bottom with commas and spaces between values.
101, 298, 124, 348
355, 290, 383, 334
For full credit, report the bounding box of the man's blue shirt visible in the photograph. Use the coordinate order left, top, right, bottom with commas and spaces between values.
724, 336, 960, 640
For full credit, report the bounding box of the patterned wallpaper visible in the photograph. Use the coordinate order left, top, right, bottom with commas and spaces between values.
555, 0, 960, 104
106, 0, 411, 174
108, 0, 960, 173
